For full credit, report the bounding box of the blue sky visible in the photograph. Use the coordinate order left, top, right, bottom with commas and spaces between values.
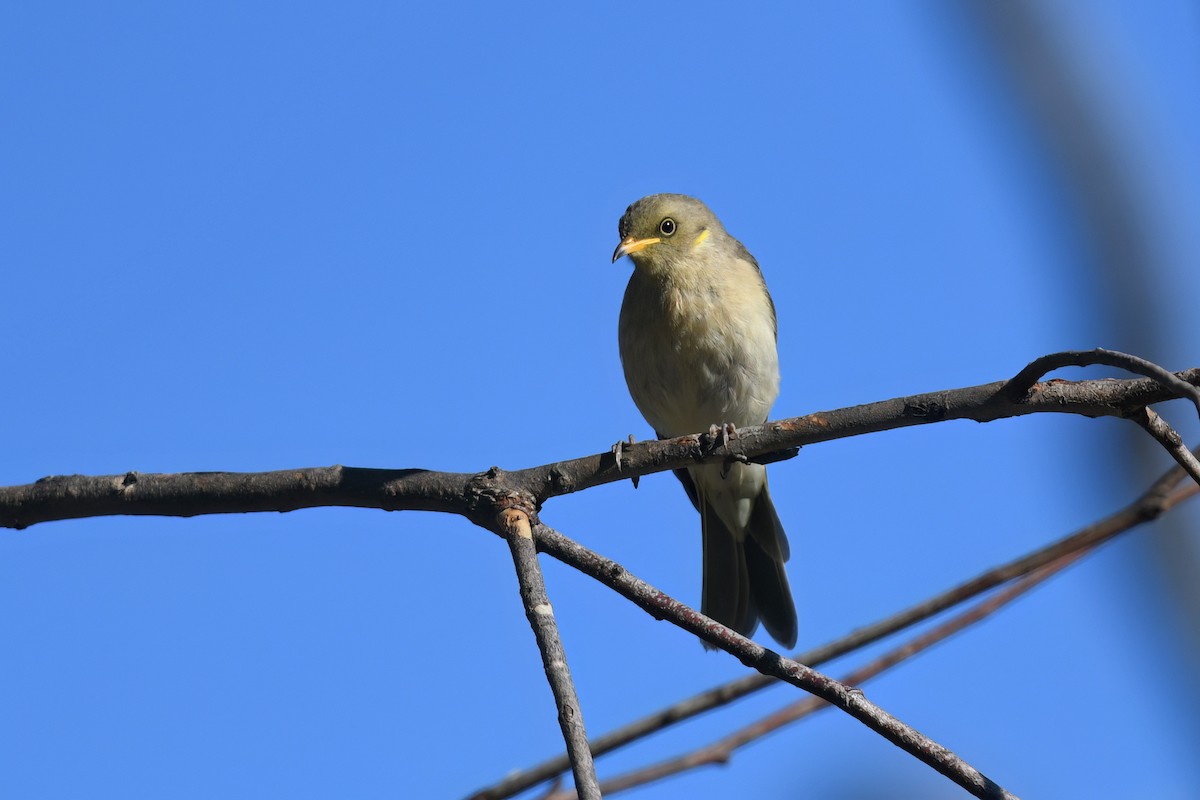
3, 2, 1199, 798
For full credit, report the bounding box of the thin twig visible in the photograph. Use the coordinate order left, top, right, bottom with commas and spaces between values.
1005, 351, 1200, 482
545, 552, 1084, 799
1131, 408, 1200, 488
498, 508, 600, 800
531, 778, 563, 800
1005, 349, 1200, 416
473, 452, 1199, 800
528, 522, 1017, 800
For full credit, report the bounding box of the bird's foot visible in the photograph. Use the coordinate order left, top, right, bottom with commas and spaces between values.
612, 434, 640, 489
720, 452, 751, 479
708, 423, 749, 479
708, 422, 738, 449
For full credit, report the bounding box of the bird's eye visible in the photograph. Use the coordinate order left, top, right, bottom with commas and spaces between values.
659, 218, 676, 237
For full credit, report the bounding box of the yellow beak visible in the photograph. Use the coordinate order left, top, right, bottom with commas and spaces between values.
612, 236, 661, 263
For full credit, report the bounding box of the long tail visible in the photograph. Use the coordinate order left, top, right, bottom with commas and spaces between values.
675, 467, 798, 649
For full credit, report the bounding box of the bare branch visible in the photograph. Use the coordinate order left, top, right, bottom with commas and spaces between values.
498, 508, 600, 800
546, 553, 1083, 799
1131, 408, 1200, 487
476, 450, 1199, 800
3, 366, 1198, 530
5, 353, 1198, 799
1006, 349, 1200, 414
527, 522, 1017, 800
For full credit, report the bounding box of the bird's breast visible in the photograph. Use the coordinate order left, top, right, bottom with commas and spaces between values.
619, 262, 779, 437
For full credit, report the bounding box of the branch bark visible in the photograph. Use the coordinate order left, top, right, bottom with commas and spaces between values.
498, 508, 599, 800
4, 364, 1198, 531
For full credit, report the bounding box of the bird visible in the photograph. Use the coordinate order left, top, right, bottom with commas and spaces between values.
612, 193, 797, 649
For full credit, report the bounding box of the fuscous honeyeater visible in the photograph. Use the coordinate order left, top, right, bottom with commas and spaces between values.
613, 193, 797, 649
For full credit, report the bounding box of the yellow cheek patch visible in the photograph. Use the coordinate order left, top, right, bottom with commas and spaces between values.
692, 228, 710, 247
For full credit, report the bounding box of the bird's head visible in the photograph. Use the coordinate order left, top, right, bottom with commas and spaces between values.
612, 194, 723, 273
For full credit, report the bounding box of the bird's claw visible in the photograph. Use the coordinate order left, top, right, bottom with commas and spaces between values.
708, 422, 738, 450
612, 435, 639, 488
709, 423, 744, 479
720, 453, 750, 480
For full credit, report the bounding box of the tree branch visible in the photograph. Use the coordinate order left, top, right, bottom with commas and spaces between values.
546, 552, 1083, 799
3, 365, 1198, 530
1131, 408, 1200, 487
5, 352, 1198, 799
497, 508, 600, 800
473, 449, 1199, 800
1005, 349, 1200, 413
527, 522, 1017, 800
